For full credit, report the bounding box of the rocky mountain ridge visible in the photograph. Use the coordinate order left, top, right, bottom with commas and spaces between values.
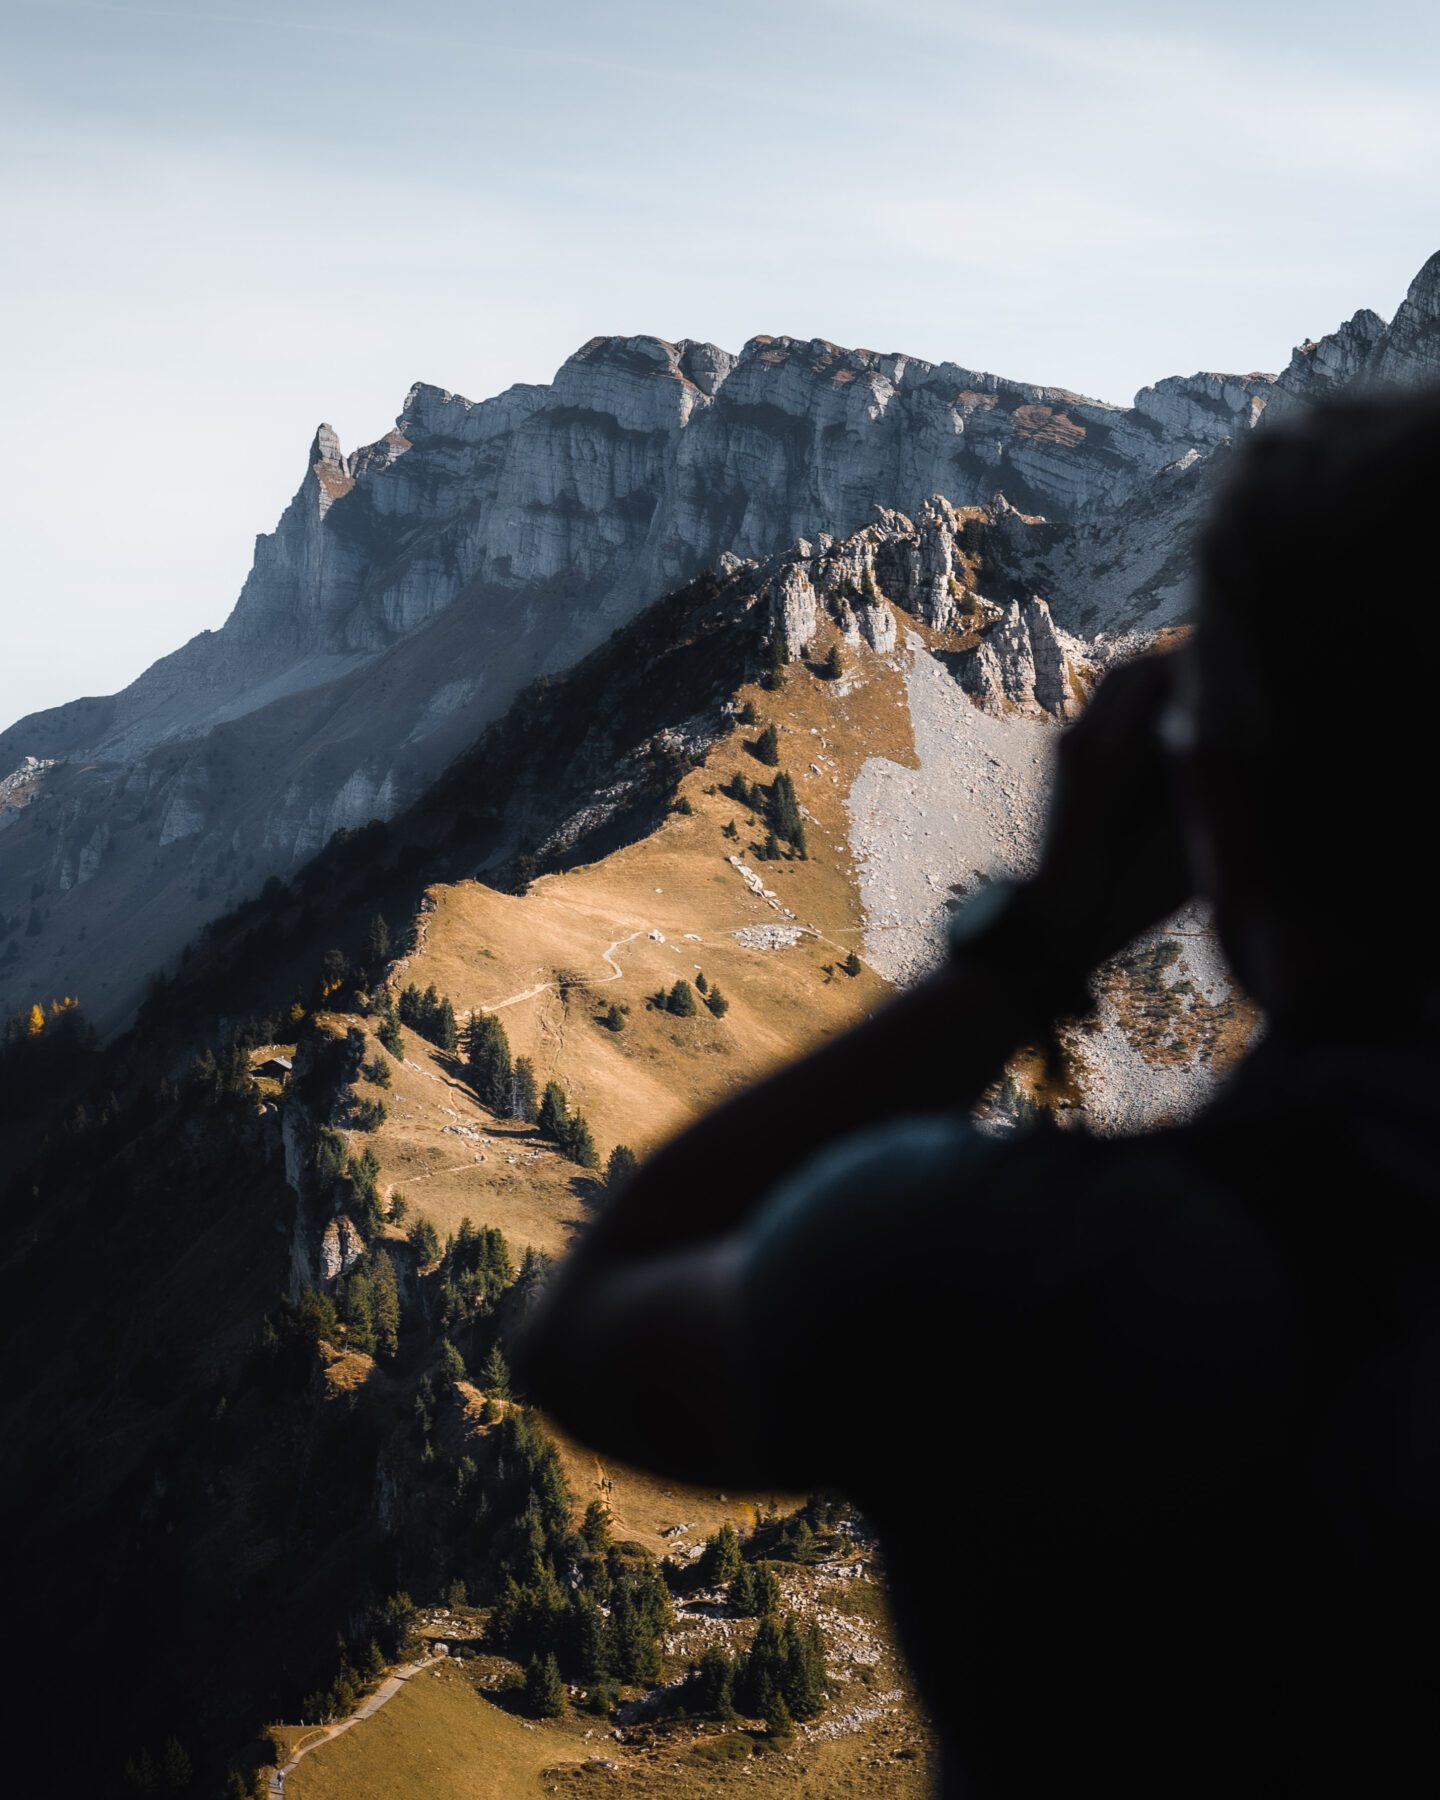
4, 248, 1439, 1033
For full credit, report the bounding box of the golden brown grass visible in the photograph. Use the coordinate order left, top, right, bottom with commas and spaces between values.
284, 1660, 584, 1799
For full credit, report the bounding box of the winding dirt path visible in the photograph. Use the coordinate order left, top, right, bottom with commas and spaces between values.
268, 1651, 441, 1794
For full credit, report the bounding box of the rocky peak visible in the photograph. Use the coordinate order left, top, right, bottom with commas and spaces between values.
1369, 248, 1440, 386
1129, 370, 1275, 445
676, 339, 737, 396
553, 334, 726, 429
308, 423, 355, 516
1271, 308, 1387, 412
956, 593, 1083, 720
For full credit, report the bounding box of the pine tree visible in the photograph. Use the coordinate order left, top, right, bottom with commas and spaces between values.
761, 831, 781, 862
761, 633, 787, 691
157, 1738, 194, 1791
580, 1498, 613, 1553
738, 698, 759, 725
722, 818, 739, 839
705, 986, 730, 1018
841, 950, 862, 977
341, 1269, 377, 1352
690, 1645, 737, 1719
537, 1081, 569, 1141
561, 1112, 600, 1171
435, 996, 459, 1052
407, 1215, 441, 1267
606, 1144, 639, 1189
699, 1523, 743, 1586
762, 1691, 794, 1743
572, 1591, 611, 1683
479, 1342, 511, 1398
695, 971, 708, 993
821, 641, 843, 680
753, 723, 781, 766
666, 979, 698, 1017
525, 1652, 566, 1719
600, 1002, 625, 1032
465, 1012, 513, 1111
510, 1056, 539, 1122
364, 914, 391, 969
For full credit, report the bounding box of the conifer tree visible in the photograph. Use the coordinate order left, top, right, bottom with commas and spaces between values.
580, 1499, 613, 1553
761, 633, 787, 691
561, 1112, 601, 1171
479, 1342, 512, 1399
465, 1012, 513, 1111
537, 1081, 569, 1141
690, 1645, 737, 1719
695, 971, 708, 993
753, 723, 781, 766
667, 979, 698, 1017
606, 1144, 639, 1189
842, 950, 862, 977
705, 986, 730, 1018
738, 698, 758, 725
763, 1691, 794, 1743
510, 1056, 539, 1122
407, 1215, 441, 1267
525, 1652, 566, 1718
364, 914, 391, 969
822, 641, 843, 680
699, 1522, 743, 1587
572, 1592, 611, 1684
370, 1251, 400, 1359
762, 831, 781, 861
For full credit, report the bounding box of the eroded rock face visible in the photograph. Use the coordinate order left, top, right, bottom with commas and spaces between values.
957, 595, 1083, 720
319, 1215, 366, 1285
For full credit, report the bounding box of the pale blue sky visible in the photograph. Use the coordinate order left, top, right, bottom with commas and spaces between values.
3, 0, 1439, 732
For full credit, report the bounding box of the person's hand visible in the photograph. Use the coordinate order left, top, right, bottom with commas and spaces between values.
1020, 647, 1194, 984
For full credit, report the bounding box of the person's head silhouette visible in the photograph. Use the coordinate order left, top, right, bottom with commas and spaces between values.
1183, 389, 1440, 1027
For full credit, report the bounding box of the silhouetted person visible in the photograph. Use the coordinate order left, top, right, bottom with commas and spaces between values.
517, 392, 1440, 1797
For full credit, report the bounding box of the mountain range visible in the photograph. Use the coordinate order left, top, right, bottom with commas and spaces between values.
5, 248, 1437, 1037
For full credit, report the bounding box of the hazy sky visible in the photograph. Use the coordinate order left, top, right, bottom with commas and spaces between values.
3, 0, 1439, 735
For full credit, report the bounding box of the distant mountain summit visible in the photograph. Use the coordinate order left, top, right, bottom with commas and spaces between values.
3, 249, 1439, 1032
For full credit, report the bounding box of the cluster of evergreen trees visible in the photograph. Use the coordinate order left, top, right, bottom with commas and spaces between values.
463, 1011, 538, 1122
537, 1080, 599, 1171
490, 1490, 674, 1714
288, 1247, 402, 1362
398, 982, 458, 1050
653, 976, 728, 1021
679, 1612, 828, 1731
727, 768, 807, 860
674, 1517, 832, 1727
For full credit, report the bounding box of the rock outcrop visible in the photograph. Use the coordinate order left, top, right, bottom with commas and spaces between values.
956, 595, 1083, 720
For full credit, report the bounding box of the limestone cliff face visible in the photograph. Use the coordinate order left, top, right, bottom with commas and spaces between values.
6, 249, 1440, 1033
